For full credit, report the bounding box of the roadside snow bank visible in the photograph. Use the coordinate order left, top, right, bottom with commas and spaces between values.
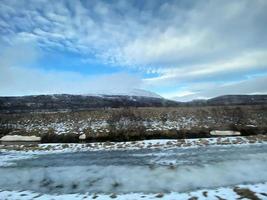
0, 135, 267, 155
0, 182, 266, 200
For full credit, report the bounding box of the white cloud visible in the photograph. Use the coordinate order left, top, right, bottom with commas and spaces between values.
1, 0, 266, 69
0, 42, 142, 96
0, 0, 267, 98
0, 67, 142, 96
144, 50, 267, 87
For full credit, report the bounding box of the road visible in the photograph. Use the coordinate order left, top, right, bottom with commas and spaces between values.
0, 143, 267, 194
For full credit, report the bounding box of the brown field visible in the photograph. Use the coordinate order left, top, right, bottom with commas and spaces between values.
0, 105, 267, 142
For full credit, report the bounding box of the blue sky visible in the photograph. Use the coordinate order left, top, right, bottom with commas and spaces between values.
0, 0, 267, 100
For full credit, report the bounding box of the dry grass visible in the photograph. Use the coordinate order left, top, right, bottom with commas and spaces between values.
188, 197, 198, 200
233, 187, 261, 200
110, 193, 117, 198
202, 191, 208, 197
155, 193, 164, 198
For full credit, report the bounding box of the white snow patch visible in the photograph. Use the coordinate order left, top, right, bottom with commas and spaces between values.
210, 130, 241, 136
0, 135, 41, 142
78, 134, 86, 140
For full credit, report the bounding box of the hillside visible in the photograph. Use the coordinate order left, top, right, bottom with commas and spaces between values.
207, 95, 267, 105
183, 95, 267, 106
0, 94, 179, 114
1, 94, 267, 114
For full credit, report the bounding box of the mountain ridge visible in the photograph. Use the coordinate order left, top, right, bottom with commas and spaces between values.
183, 94, 267, 106
0, 93, 176, 114
0, 94, 267, 114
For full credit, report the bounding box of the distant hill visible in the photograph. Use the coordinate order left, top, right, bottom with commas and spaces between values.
0, 94, 267, 114
0, 94, 178, 113
184, 95, 267, 106
207, 95, 267, 105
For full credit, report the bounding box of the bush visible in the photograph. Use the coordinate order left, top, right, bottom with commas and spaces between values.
41, 129, 79, 143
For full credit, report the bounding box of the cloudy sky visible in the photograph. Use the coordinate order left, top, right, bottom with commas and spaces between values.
0, 0, 267, 100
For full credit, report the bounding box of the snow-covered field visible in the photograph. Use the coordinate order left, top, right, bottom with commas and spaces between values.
1, 136, 267, 200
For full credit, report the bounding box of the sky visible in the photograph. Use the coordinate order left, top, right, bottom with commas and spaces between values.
0, 0, 267, 101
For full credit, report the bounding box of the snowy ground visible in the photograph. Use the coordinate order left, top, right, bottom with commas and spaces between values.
1, 136, 267, 199
0, 182, 266, 200
0, 135, 267, 155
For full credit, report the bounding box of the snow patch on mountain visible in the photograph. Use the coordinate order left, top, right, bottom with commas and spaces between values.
84, 89, 162, 98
